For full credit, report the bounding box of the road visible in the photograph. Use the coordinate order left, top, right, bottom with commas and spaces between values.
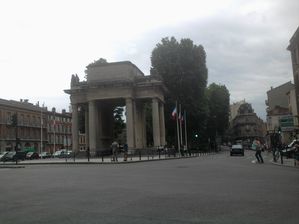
0, 150, 298, 224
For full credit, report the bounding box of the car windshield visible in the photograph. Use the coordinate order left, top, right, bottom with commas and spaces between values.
232, 145, 242, 149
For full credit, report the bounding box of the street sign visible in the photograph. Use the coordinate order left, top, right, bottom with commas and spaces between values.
279, 116, 294, 128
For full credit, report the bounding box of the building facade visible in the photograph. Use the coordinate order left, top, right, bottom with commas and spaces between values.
229, 99, 246, 123
265, 81, 298, 144
0, 99, 47, 152
266, 81, 294, 112
0, 98, 72, 153
287, 26, 299, 116
231, 103, 265, 143
46, 108, 72, 154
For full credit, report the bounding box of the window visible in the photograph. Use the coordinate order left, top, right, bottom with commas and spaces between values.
7, 112, 11, 123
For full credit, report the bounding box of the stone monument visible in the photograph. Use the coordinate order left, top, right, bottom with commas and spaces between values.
64, 61, 166, 155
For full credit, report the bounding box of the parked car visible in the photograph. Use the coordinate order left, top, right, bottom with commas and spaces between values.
53, 150, 73, 158
26, 152, 40, 160
53, 150, 64, 158
1, 151, 27, 161
230, 144, 244, 156
58, 150, 73, 158
40, 152, 52, 159
0, 151, 9, 161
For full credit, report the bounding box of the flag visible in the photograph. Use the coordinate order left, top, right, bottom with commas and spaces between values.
180, 113, 184, 123
172, 107, 177, 119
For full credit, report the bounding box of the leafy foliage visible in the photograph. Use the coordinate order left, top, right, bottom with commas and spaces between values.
113, 107, 125, 139
86, 58, 108, 68
151, 37, 208, 147
206, 83, 230, 141
85, 58, 108, 79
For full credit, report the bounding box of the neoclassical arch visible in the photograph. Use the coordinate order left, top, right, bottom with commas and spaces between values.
65, 61, 166, 155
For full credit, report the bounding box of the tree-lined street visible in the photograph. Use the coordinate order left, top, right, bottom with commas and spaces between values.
0, 151, 298, 224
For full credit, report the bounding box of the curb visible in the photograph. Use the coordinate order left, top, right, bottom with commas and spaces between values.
0, 166, 25, 169
270, 161, 299, 169
0, 155, 206, 166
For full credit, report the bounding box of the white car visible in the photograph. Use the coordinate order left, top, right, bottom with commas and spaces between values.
230, 144, 244, 156
53, 150, 65, 157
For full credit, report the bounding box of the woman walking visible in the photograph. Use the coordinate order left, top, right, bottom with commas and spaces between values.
253, 138, 264, 163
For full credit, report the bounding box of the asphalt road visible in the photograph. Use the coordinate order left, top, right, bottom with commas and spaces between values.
0, 150, 298, 224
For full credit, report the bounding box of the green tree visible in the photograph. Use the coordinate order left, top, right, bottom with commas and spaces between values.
85, 58, 108, 79
113, 107, 125, 139
86, 58, 108, 68
206, 83, 230, 142
151, 37, 208, 147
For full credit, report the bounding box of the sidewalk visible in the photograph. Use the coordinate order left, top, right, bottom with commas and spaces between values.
271, 157, 299, 168
0, 152, 216, 166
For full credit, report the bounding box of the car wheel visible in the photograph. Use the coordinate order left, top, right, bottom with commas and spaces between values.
230, 152, 233, 156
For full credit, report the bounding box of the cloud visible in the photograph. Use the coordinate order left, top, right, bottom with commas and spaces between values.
0, 0, 298, 121
112, 0, 299, 120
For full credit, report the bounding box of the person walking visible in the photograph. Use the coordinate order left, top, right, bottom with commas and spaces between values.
111, 141, 119, 162
86, 147, 90, 162
253, 138, 264, 163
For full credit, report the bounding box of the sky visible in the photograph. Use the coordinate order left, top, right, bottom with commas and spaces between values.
0, 0, 299, 120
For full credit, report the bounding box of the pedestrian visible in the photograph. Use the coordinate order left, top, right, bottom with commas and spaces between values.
86, 147, 90, 162
111, 141, 119, 162
123, 143, 128, 161
253, 138, 264, 163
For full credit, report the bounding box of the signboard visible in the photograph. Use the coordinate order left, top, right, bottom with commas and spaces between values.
279, 116, 294, 128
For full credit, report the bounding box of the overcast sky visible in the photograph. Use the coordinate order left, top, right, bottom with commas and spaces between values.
0, 0, 298, 120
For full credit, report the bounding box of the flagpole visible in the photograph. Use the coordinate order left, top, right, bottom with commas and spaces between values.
176, 101, 181, 156
179, 104, 183, 148
184, 110, 188, 151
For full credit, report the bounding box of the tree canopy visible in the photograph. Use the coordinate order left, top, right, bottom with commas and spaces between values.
151, 37, 208, 146
206, 83, 230, 141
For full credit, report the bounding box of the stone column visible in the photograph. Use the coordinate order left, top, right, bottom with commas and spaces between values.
142, 105, 147, 148
159, 102, 166, 146
134, 101, 143, 148
126, 98, 135, 149
71, 103, 79, 153
85, 105, 89, 149
88, 100, 97, 154
152, 98, 161, 147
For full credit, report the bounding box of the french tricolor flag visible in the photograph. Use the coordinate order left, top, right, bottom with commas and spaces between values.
171, 107, 177, 119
